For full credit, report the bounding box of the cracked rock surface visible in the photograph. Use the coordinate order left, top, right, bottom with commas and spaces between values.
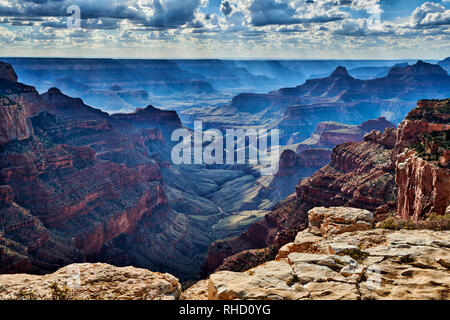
185, 208, 450, 300
0, 263, 181, 300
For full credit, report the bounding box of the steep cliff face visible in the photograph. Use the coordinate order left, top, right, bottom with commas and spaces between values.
0, 120, 168, 273
276, 149, 332, 177
0, 63, 18, 83
0, 96, 32, 147
0, 62, 43, 116
0, 65, 178, 274
395, 99, 450, 220
396, 151, 449, 220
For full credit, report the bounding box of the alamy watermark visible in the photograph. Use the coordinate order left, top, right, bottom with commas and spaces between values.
171, 121, 280, 176
66, 265, 81, 290
367, 3, 382, 30
67, 4, 81, 29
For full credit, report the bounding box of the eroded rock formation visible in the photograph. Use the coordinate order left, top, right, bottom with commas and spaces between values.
395, 99, 450, 220
0, 263, 181, 300
188, 207, 450, 300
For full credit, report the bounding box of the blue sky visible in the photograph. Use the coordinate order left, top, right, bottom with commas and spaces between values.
0, 0, 449, 59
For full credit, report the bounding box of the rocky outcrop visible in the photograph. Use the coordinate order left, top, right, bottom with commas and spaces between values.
364, 127, 397, 149
0, 96, 32, 146
396, 99, 450, 150
111, 105, 182, 140
395, 99, 450, 220
0, 263, 181, 300
308, 207, 374, 237
277, 149, 332, 177
297, 132, 398, 217
0, 62, 43, 116
0, 63, 18, 83
0, 185, 14, 206
298, 117, 395, 150
193, 208, 450, 300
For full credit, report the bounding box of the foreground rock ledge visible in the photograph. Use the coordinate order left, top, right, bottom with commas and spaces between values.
185, 208, 450, 300
0, 263, 181, 300
194, 228, 450, 300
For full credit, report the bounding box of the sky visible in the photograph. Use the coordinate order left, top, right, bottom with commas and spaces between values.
0, 0, 449, 59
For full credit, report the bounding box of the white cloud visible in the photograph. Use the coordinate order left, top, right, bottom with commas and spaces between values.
410, 2, 450, 27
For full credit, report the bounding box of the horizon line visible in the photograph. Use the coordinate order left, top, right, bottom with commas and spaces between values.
0, 56, 444, 61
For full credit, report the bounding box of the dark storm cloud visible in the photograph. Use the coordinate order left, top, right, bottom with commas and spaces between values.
140, 0, 202, 29
248, 0, 346, 27
0, 0, 203, 29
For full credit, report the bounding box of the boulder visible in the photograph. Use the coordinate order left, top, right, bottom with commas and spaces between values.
308, 207, 374, 237
0, 263, 181, 300
208, 261, 309, 300
181, 280, 209, 300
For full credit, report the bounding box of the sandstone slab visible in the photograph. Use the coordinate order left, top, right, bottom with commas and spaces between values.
0, 263, 181, 300
308, 207, 374, 237
205, 224, 450, 300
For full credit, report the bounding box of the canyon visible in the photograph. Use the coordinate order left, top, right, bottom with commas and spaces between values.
0, 62, 342, 280
202, 99, 449, 276
0, 60, 449, 289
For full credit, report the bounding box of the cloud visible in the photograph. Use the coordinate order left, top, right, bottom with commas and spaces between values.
0, 0, 205, 29
139, 0, 205, 29
410, 2, 450, 27
0, 0, 448, 59
233, 0, 349, 27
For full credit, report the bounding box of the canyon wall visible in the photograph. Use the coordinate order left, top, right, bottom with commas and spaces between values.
0, 63, 176, 275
